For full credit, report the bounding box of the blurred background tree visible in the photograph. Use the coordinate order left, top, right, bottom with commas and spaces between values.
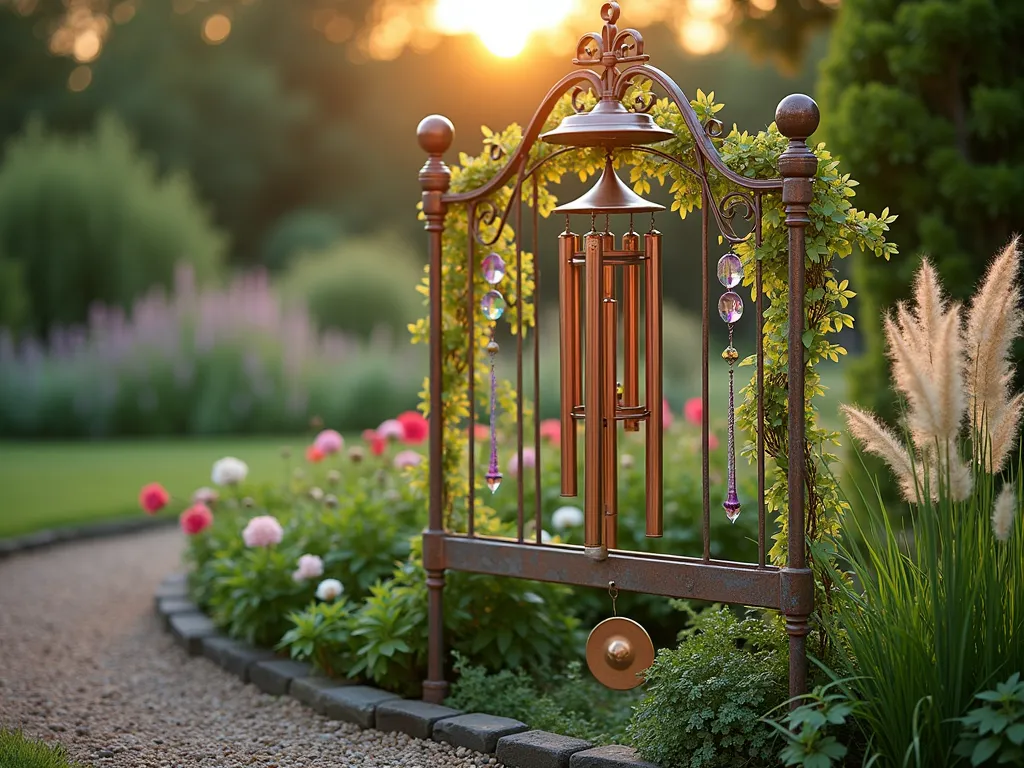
819, 0, 1024, 424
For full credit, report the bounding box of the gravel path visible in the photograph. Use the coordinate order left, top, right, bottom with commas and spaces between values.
0, 528, 498, 768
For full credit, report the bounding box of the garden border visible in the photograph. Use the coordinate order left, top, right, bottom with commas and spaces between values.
0, 515, 177, 561
154, 571, 661, 768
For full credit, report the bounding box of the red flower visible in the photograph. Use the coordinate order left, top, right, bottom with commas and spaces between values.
539, 419, 561, 444
684, 397, 702, 426
473, 423, 490, 441
306, 445, 325, 463
179, 503, 213, 535
397, 410, 429, 444
662, 399, 675, 430
139, 483, 170, 515
363, 429, 386, 456
707, 433, 720, 451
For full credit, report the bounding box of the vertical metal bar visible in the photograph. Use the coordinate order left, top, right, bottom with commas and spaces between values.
467, 205, 476, 538
603, 263, 618, 549
701, 183, 711, 562
584, 231, 605, 557
559, 230, 578, 497
417, 115, 452, 704
777, 95, 819, 703
644, 229, 663, 538
532, 178, 542, 544
755, 194, 766, 568
622, 229, 640, 432
515, 174, 525, 544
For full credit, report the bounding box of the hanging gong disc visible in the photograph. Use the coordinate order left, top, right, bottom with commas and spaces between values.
586, 616, 655, 690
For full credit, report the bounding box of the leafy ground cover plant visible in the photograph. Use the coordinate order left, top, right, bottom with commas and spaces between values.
954, 673, 1024, 767
836, 239, 1024, 766
445, 653, 639, 746
765, 680, 865, 768
627, 605, 789, 768
0, 729, 87, 768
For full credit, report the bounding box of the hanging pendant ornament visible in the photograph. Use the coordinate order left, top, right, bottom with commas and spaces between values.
717, 253, 744, 523
481, 252, 507, 494
586, 582, 655, 690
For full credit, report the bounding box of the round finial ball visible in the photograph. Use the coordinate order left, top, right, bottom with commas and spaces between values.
417, 114, 454, 155
775, 94, 820, 139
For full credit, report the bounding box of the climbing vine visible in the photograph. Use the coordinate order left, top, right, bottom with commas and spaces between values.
409, 88, 897, 621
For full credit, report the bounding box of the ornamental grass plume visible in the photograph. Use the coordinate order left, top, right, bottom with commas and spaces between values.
839, 247, 1024, 502
966, 236, 1024, 472
993, 482, 1017, 542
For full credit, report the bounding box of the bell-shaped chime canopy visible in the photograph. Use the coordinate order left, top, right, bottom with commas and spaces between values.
541, 99, 674, 148
554, 155, 665, 215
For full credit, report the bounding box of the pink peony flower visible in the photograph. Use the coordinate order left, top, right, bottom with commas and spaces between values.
393, 450, 424, 470
179, 503, 213, 535
684, 397, 702, 426
306, 445, 325, 463
539, 419, 561, 444
508, 447, 537, 477
363, 429, 387, 456
293, 554, 324, 582
242, 515, 284, 547
708, 433, 720, 451
377, 419, 404, 441
139, 483, 170, 515
397, 411, 429, 444
314, 429, 344, 455
662, 399, 675, 429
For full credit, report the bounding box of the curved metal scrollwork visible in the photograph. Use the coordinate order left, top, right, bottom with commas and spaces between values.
703, 118, 724, 139
571, 86, 590, 114
633, 90, 656, 115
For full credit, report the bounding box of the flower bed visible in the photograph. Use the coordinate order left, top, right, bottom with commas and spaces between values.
142, 399, 759, 745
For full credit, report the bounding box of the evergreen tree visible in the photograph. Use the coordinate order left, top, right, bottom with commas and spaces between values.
819, 0, 1024, 421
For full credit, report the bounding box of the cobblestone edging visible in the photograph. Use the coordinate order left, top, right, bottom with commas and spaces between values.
156, 573, 660, 768
0, 516, 177, 561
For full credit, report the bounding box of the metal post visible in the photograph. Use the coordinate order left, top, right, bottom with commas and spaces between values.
417, 114, 453, 704
776, 94, 819, 703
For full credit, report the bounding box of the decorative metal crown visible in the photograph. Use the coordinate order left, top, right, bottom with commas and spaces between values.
573, 2, 648, 75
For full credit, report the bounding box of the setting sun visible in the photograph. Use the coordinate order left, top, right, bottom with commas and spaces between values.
432, 0, 576, 57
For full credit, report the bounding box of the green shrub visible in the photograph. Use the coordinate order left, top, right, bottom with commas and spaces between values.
765, 681, 861, 768
627, 606, 789, 768
279, 234, 423, 340
0, 115, 225, 336
446, 654, 638, 745
260, 209, 345, 272
0, 729, 87, 768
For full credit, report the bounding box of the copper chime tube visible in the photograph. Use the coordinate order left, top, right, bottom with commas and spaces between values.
644, 229, 664, 538
583, 232, 605, 555
602, 263, 618, 550
621, 230, 641, 432
558, 231, 579, 497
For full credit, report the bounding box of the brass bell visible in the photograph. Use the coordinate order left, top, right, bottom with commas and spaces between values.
585, 616, 655, 690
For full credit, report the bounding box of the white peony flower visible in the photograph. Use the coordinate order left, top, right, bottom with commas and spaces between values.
551, 505, 584, 530
540, 530, 553, 544
212, 456, 249, 486
315, 578, 344, 602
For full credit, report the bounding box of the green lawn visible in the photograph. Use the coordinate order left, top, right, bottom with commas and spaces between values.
0, 363, 850, 540
0, 436, 308, 538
